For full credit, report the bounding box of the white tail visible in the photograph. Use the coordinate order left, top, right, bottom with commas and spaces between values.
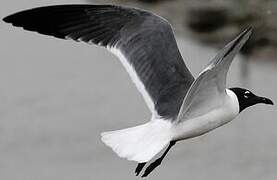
101, 119, 173, 163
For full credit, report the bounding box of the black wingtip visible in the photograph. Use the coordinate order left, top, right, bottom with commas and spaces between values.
243, 26, 253, 36
235, 26, 253, 44
2, 10, 19, 23
222, 26, 253, 58
2, 15, 11, 23
3, 13, 21, 25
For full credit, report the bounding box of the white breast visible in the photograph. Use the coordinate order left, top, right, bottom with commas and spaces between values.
172, 89, 239, 141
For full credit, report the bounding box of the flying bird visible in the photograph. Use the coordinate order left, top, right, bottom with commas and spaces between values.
3, 4, 274, 177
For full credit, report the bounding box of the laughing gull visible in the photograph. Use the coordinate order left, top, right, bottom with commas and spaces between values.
3, 4, 274, 177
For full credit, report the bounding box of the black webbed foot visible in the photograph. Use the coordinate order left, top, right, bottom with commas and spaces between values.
135, 162, 146, 176
141, 141, 176, 177
141, 157, 163, 177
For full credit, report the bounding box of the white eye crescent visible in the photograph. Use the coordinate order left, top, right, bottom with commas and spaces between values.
245, 91, 250, 94
244, 95, 249, 98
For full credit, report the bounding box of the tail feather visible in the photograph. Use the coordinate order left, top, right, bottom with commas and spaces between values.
101, 119, 173, 163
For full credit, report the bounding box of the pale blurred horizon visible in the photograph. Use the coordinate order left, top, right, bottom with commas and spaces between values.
0, 0, 277, 180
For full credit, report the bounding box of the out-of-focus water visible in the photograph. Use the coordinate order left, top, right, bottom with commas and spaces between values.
0, 0, 276, 180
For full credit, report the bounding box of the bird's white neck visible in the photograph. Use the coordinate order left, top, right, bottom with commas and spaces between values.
172, 89, 240, 141
226, 89, 240, 114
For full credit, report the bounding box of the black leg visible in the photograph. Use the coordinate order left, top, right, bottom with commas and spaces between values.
135, 162, 146, 176
141, 141, 176, 178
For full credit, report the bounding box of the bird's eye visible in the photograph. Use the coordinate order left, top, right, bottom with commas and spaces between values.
245, 91, 250, 94
244, 95, 249, 98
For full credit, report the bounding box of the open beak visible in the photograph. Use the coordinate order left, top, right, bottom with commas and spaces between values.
258, 97, 274, 105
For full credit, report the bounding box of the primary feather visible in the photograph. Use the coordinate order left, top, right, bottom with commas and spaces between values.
3, 4, 194, 120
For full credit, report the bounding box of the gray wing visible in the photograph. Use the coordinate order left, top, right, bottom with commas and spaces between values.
177, 27, 252, 122
3, 4, 194, 120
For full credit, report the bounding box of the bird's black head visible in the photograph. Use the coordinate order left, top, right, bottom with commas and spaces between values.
229, 87, 273, 112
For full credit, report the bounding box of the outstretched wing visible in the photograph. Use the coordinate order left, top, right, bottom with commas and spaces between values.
177, 27, 252, 122
3, 4, 194, 120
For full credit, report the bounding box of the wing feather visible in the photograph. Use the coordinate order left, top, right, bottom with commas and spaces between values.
177, 27, 252, 122
3, 4, 194, 120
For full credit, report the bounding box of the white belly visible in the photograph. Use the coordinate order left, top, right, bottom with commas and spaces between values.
172, 89, 239, 141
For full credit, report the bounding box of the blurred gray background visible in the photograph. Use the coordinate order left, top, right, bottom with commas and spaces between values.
0, 0, 276, 180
